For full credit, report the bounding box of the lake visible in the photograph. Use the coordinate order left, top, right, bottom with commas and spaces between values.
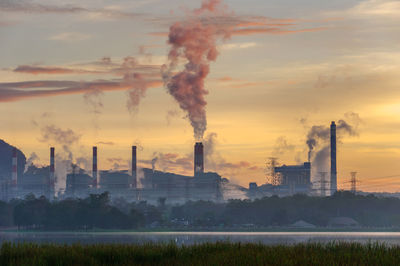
2, 231, 400, 245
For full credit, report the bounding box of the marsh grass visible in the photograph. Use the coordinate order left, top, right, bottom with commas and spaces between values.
1, 242, 400, 265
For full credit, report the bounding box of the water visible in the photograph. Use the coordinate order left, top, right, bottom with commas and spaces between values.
1, 231, 400, 245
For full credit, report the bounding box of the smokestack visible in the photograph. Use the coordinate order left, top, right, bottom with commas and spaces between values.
93, 146, 98, 188
330, 121, 337, 194
194, 142, 204, 177
132, 146, 137, 188
12, 147, 17, 186
50, 147, 55, 188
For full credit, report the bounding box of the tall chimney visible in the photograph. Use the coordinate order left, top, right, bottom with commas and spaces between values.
132, 146, 137, 188
330, 121, 337, 194
93, 146, 98, 188
50, 147, 55, 188
12, 147, 17, 186
194, 142, 204, 177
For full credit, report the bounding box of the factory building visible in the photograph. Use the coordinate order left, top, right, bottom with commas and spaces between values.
140, 168, 222, 203
65, 166, 94, 198
19, 165, 52, 198
29, 142, 221, 203
274, 162, 312, 195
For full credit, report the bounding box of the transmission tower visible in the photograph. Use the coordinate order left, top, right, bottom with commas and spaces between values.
265, 157, 281, 185
319, 172, 329, 197
350, 172, 357, 193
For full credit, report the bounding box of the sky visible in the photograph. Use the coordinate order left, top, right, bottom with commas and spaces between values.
1, 0, 400, 192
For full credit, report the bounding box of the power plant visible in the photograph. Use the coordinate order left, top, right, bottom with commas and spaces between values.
0, 121, 341, 202
248, 121, 339, 198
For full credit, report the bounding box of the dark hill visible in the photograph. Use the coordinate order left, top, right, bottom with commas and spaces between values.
0, 139, 26, 182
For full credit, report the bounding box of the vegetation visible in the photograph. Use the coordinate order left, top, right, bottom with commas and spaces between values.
1, 242, 400, 265
7, 193, 162, 230
170, 191, 400, 228
2, 191, 400, 230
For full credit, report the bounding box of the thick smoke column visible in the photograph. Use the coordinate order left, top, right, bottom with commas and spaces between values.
163, 0, 231, 140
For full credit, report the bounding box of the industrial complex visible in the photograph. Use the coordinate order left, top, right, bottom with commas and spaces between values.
0, 122, 339, 202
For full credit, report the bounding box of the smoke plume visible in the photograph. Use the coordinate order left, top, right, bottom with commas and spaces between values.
162, 0, 232, 140
306, 116, 360, 173
84, 89, 104, 115
306, 120, 358, 162
272, 136, 295, 156
39, 125, 81, 161
24, 152, 40, 172
120, 57, 149, 114
39, 124, 82, 191
151, 155, 158, 172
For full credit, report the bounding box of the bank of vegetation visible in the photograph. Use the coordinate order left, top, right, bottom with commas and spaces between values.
1, 242, 400, 265
1, 191, 400, 230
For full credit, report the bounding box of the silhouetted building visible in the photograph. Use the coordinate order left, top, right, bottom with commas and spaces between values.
141, 168, 222, 203
65, 166, 94, 197
274, 162, 311, 195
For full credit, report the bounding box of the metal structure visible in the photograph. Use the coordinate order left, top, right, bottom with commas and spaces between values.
11, 147, 17, 187
131, 146, 137, 188
330, 121, 337, 195
319, 172, 329, 197
350, 172, 357, 193
92, 146, 98, 188
266, 157, 281, 186
194, 142, 204, 176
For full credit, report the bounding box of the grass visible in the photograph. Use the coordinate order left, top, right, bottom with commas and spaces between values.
1, 242, 400, 265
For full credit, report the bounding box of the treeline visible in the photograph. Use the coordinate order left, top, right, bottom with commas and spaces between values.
1, 191, 400, 229
170, 192, 400, 227
0, 193, 163, 230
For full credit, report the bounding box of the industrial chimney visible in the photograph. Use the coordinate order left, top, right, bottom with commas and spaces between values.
50, 147, 55, 189
93, 146, 98, 188
330, 121, 337, 194
132, 146, 137, 188
194, 142, 204, 177
11, 147, 17, 187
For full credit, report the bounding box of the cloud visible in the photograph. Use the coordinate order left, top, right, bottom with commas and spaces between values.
0, 79, 162, 103
150, 26, 327, 38
0, 0, 142, 19
217, 76, 233, 82
14, 65, 101, 75
232, 27, 328, 36
96, 141, 115, 146
216, 76, 273, 89
324, 0, 400, 21
49, 32, 92, 42
0, 0, 87, 13
220, 42, 258, 50
149, 5, 329, 39
2, 56, 163, 103
350, 0, 400, 17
